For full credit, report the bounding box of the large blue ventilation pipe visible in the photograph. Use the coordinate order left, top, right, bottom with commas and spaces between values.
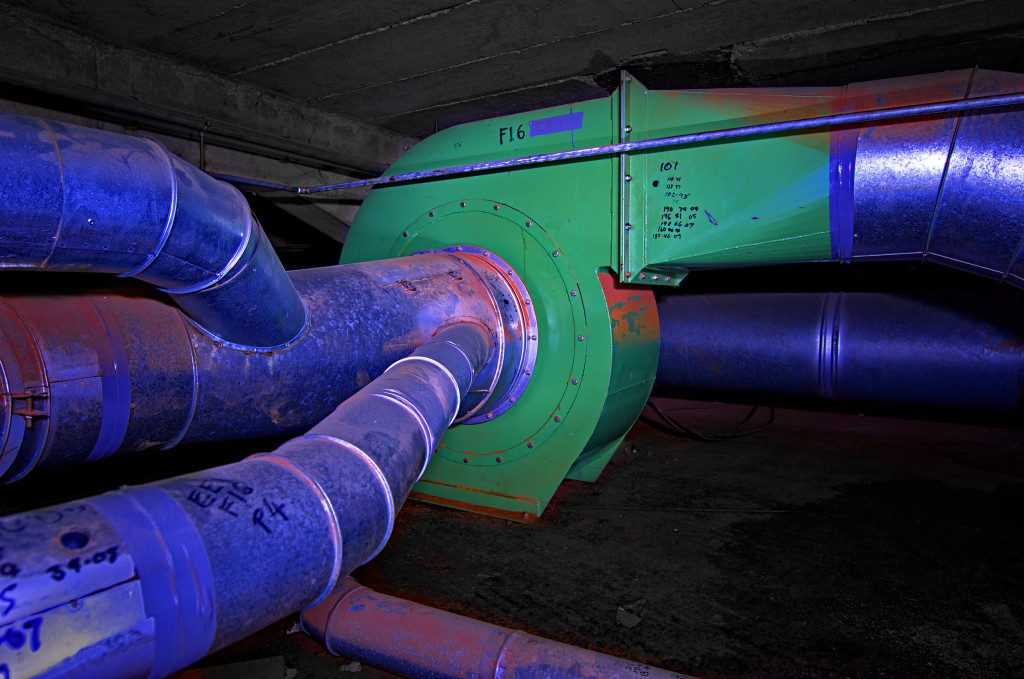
657, 292, 1024, 410
0, 252, 529, 482
0, 111, 305, 349
0, 322, 492, 678
834, 69, 1024, 285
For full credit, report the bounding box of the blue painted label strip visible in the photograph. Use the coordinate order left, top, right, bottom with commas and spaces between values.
529, 111, 584, 137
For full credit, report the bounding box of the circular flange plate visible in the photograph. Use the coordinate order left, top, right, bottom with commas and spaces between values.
389, 199, 588, 466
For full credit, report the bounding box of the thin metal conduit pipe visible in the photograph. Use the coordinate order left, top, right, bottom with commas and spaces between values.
0, 323, 491, 679
203, 90, 1024, 194
0, 111, 305, 349
301, 577, 694, 679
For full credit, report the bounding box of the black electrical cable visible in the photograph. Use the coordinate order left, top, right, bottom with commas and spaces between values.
644, 400, 775, 443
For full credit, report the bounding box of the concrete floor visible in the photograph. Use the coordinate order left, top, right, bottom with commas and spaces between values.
172, 396, 1024, 679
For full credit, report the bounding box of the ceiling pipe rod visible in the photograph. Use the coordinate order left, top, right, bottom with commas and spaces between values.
285, 91, 1024, 194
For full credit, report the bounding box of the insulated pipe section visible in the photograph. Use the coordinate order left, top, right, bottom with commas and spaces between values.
0, 111, 305, 348
0, 252, 524, 482
656, 292, 1024, 409
300, 578, 693, 679
838, 69, 1024, 285
0, 323, 490, 679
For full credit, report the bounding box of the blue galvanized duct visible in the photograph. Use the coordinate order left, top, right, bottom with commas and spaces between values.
0, 322, 492, 678
0, 252, 515, 482
833, 69, 1024, 286
656, 292, 1024, 410
0, 111, 305, 349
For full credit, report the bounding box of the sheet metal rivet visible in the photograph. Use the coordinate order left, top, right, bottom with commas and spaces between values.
625, 271, 631, 277
402, 231, 409, 237
626, 75, 632, 81
509, 397, 515, 403
493, 204, 500, 210
625, 174, 632, 181
625, 125, 632, 133
496, 457, 502, 463
525, 221, 532, 227
552, 250, 559, 257
653, 274, 660, 280
570, 290, 577, 296
460, 201, 466, 207
666, 276, 672, 281
463, 457, 469, 463
625, 223, 632, 230
86, 218, 94, 224
577, 335, 584, 341
640, 273, 646, 279
530, 335, 537, 340
525, 299, 531, 305
429, 211, 435, 216
486, 412, 493, 419
527, 442, 534, 449
571, 378, 578, 385
554, 415, 561, 422
456, 246, 462, 251
522, 513, 530, 520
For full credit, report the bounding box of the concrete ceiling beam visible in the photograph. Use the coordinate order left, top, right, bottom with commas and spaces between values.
0, 6, 416, 176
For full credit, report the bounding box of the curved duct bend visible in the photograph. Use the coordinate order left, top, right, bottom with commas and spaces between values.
0, 111, 305, 349
0, 322, 493, 678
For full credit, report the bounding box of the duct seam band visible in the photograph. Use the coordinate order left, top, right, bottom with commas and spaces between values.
292, 435, 396, 565
162, 311, 201, 450
154, 208, 254, 295
368, 391, 436, 478
119, 137, 179, 280
83, 298, 132, 462
387, 355, 461, 426
321, 586, 370, 657
435, 339, 476, 390
250, 452, 344, 606
88, 486, 217, 679
492, 629, 525, 679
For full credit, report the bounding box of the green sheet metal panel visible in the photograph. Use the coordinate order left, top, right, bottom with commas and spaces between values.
342, 94, 659, 520
620, 74, 839, 285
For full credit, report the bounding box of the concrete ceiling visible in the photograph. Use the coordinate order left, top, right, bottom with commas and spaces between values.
2, 0, 1022, 138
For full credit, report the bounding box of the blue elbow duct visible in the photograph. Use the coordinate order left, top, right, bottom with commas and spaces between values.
0, 111, 305, 349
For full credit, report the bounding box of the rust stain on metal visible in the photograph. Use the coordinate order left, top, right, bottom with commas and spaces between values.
409, 490, 537, 522
598, 273, 658, 344
415, 477, 537, 503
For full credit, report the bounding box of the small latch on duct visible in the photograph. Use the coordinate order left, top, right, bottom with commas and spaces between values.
11, 386, 47, 429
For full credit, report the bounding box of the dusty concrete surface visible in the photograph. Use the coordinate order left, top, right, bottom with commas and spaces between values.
177, 396, 1024, 678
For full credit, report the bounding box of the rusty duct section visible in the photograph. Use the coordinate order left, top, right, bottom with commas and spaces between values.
302, 578, 695, 679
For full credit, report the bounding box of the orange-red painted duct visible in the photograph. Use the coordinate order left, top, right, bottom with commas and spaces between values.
301, 578, 692, 679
